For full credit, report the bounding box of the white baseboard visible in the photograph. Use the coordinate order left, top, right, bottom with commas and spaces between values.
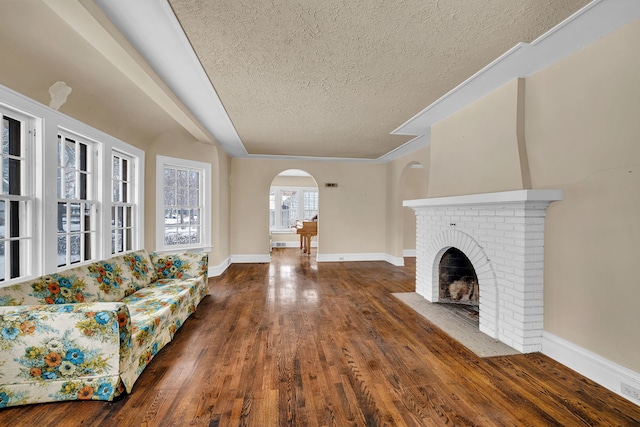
230, 254, 271, 263
385, 254, 405, 266
541, 331, 640, 406
316, 253, 403, 266
403, 249, 417, 257
208, 257, 230, 277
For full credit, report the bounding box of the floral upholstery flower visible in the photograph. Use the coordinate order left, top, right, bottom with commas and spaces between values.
19, 321, 36, 335
59, 361, 76, 376
30, 274, 92, 305
0, 391, 9, 408
65, 348, 85, 365
117, 313, 128, 327
45, 352, 62, 367
95, 382, 113, 400
1, 326, 20, 340
46, 339, 64, 353
88, 262, 124, 297
78, 385, 93, 400
42, 371, 57, 380
94, 312, 111, 325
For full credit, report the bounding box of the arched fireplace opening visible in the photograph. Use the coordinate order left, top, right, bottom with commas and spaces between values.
438, 247, 479, 307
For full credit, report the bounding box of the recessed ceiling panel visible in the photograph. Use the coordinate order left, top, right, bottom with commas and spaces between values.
169, 0, 588, 159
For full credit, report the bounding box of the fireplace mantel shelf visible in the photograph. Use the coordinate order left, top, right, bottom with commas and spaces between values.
403, 189, 563, 208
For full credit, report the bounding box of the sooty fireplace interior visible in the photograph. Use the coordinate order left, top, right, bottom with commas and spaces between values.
438, 248, 479, 306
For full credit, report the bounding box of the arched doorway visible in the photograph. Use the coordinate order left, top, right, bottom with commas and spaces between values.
268, 169, 319, 255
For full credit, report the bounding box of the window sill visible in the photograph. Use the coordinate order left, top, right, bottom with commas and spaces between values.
155, 245, 212, 254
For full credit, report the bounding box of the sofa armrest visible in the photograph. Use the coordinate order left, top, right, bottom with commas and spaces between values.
151, 252, 208, 281
0, 302, 131, 405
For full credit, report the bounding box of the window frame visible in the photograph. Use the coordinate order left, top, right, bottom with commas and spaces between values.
0, 106, 35, 283
111, 150, 137, 255
156, 155, 211, 253
56, 130, 98, 268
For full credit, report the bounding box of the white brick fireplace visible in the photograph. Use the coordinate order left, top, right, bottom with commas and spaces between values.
404, 190, 562, 353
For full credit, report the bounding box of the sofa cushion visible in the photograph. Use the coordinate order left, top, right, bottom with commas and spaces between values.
119, 250, 156, 291
150, 253, 208, 280
82, 261, 130, 302
84, 250, 155, 301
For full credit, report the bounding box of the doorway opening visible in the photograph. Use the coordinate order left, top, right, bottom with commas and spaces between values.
269, 169, 319, 255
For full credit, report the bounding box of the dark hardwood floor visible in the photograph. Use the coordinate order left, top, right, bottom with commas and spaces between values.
1, 248, 639, 426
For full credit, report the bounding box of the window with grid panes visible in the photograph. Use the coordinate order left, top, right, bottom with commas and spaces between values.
303, 190, 318, 221
111, 152, 134, 255
269, 186, 318, 231
57, 132, 97, 267
0, 109, 32, 282
157, 156, 210, 251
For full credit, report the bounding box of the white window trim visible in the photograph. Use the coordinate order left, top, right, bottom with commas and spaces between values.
0, 105, 37, 282
56, 130, 99, 268
110, 149, 140, 256
270, 185, 318, 232
156, 155, 212, 253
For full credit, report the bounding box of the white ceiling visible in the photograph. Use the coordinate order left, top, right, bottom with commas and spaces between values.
89, 0, 639, 162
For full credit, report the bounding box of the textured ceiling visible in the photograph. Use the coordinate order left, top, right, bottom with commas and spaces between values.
168, 0, 589, 159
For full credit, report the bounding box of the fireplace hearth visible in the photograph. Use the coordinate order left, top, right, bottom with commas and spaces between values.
404, 190, 562, 353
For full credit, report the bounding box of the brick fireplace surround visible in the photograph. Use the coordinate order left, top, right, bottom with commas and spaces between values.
404, 190, 563, 353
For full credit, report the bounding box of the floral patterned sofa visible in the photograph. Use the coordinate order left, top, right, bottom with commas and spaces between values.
0, 249, 208, 408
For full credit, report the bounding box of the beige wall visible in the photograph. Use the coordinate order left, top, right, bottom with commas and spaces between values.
524, 18, 640, 371
428, 78, 528, 197
402, 166, 428, 251
211, 148, 231, 267
386, 146, 431, 258
385, 146, 430, 260
231, 158, 387, 257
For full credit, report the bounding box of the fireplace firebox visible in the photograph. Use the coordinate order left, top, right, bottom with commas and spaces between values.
438, 247, 479, 306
